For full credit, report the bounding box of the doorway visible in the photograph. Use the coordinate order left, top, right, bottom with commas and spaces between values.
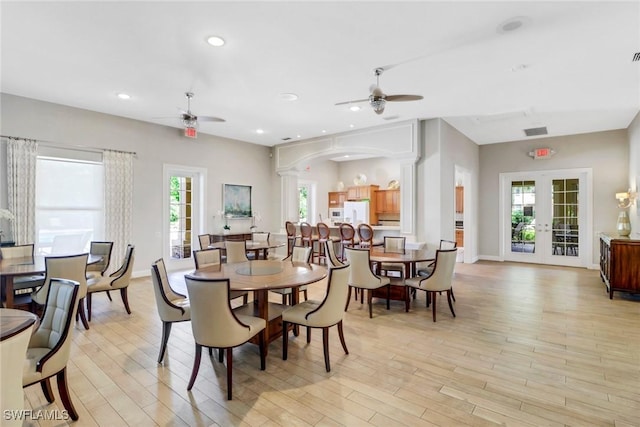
501, 169, 592, 267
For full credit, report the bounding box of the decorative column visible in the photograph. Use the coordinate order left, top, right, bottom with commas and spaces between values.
278, 169, 300, 229
400, 161, 416, 237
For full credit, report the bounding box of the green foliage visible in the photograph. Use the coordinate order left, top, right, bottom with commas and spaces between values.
299, 186, 308, 221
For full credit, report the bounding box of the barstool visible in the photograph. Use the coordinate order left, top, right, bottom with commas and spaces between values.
299, 222, 316, 261
338, 223, 356, 261
285, 221, 298, 257
316, 222, 331, 264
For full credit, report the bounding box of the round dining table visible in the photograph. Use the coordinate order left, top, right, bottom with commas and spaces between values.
208, 240, 286, 260
0, 254, 102, 308
368, 248, 435, 278
185, 259, 327, 351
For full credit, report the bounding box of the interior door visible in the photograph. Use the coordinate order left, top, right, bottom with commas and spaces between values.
503, 170, 590, 267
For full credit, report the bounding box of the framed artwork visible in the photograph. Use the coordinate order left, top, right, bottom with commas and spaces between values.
223, 184, 252, 217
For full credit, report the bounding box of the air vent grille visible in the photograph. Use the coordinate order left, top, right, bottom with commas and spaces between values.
524, 126, 548, 137
633, 52, 640, 62
281, 137, 291, 141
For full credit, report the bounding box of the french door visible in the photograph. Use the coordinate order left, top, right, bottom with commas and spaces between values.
502, 169, 592, 267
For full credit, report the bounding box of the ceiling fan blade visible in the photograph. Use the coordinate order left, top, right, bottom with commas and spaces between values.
335, 98, 369, 106
385, 94, 424, 102
198, 116, 226, 123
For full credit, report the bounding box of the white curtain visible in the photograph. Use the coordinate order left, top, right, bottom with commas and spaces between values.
103, 150, 134, 269
7, 139, 38, 245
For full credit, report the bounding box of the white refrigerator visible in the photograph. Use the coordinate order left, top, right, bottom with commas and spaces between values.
343, 201, 370, 225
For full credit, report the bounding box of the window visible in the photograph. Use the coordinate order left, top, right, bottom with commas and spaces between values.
35, 155, 104, 255
169, 176, 192, 259
298, 180, 316, 223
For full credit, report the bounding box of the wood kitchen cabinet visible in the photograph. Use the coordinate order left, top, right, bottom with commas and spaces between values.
375, 189, 400, 214
455, 186, 464, 213
346, 185, 379, 201
599, 233, 640, 299
328, 191, 347, 208
456, 229, 464, 248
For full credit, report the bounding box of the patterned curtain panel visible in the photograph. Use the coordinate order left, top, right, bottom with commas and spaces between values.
7, 139, 38, 245
103, 150, 134, 269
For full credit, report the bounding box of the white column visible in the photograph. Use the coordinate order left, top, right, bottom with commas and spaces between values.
400, 161, 416, 238
279, 169, 300, 228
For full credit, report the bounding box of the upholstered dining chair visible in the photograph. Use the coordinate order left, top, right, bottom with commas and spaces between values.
0, 244, 45, 306
285, 221, 298, 257
250, 231, 279, 260
86, 244, 135, 321
344, 247, 390, 318
282, 262, 351, 372
85, 241, 114, 280
270, 246, 312, 304
150, 258, 191, 364
32, 253, 90, 329
379, 236, 407, 278
198, 234, 211, 250
23, 279, 81, 421
316, 222, 331, 264
184, 276, 266, 400
193, 248, 248, 304
416, 239, 458, 301
324, 239, 344, 267
404, 248, 458, 322
225, 240, 249, 263
338, 223, 356, 261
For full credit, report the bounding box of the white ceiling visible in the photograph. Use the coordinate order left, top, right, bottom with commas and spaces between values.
1, 1, 639, 147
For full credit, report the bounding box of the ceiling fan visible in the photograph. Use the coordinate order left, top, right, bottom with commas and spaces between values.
336, 67, 423, 115
178, 92, 225, 128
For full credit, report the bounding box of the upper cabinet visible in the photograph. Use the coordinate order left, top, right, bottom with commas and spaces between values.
328, 191, 347, 208
456, 186, 464, 214
375, 189, 400, 214
347, 185, 379, 201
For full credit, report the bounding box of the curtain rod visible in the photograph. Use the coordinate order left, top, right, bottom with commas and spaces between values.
0, 134, 137, 156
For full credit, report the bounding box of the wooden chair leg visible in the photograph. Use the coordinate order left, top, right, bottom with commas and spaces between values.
450, 287, 456, 302
106, 290, 112, 301
368, 290, 373, 318
431, 292, 437, 322
322, 326, 331, 372
41, 377, 54, 403
158, 321, 172, 363
56, 368, 79, 421
208, 347, 213, 356
218, 348, 224, 363
282, 294, 287, 305
302, 288, 308, 301
258, 331, 266, 371
87, 293, 93, 321
282, 321, 289, 361
337, 320, 349, 355
386, 284, 391, 310
345, 287, 352, 311
306, 326, 311, 343
243, 294, 248, 305
187, 344, 202, 390
447, 290, 456, 318
120, 287, 132, 314
78, 298, 90, 329
226, 347, 233, 400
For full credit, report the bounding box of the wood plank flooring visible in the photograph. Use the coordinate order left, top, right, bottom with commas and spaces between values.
21, 261, 640, 426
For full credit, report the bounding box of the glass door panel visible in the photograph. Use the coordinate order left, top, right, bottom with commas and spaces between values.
510, 180, 536, 254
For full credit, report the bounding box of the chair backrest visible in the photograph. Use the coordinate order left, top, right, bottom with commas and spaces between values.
198, 234, 211, 250
151, 258, 188, 321
193, 248, 221, 269
185, 277, 252, 347
302, 263, 351, 326
28, 279, 80, 377
439, 239, 457, 250
325, 240, 343, 267
317, 222, 330, 240
344, 247, 380, 287
252, 231, 270, 242
107, 245, 135, 289
225, 241, 248, 263
86, 241, 113, 274
290, 246, 312, 263
384, 236, 406, 254
300, 222, 313, 240
285, 221, 297, 237
0, 243, 34, 259
339, 223, 355, 241
32, 253, 89, 306
357, 224, 374, 248
419, 249, 457, 292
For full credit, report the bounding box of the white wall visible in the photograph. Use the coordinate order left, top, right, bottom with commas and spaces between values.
478, 129, 629, 265
0, 93, 272, 275
627, 112, 640, 237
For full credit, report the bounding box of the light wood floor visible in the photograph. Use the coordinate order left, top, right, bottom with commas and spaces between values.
22, 261, 640, 427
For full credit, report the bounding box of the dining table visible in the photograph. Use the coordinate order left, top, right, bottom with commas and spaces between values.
208, 239, 286, 260
0, 254, 101, 309
185, 259, 327, 352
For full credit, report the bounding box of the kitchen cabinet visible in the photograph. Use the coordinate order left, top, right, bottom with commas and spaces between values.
328, 191, 347, 208
456, 186, 464, 213
375, 189, 400, 214
599, 233, 640, 299
347, 185, 379, 201
455, 229, 464, 248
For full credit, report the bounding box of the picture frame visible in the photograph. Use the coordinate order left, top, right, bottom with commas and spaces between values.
223, 184, 252, 217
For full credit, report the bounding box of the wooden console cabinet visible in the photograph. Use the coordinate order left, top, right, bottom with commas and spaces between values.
599, 233, 640, 299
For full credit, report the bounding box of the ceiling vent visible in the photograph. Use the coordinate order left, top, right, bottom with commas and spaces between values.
281, 137, 292, 141
524, 126, 548, 137
633, 52, 640, 62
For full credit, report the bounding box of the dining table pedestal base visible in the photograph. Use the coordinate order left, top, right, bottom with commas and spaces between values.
371, 278, 409, 312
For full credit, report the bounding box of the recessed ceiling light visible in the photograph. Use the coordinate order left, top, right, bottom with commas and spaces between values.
321, 130, 326, 133
296, 134, 301, 138
497, 16, 531, 34
206, 36, 225, 47
344, 155, 350, 158
256, 128, 264, 134
279, 93, 298, 101
349, 124, 355, 128
349, 105, 361, 112
117, 93, 130, 100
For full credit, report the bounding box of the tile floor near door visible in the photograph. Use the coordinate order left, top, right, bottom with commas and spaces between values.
21, 262, 640, 426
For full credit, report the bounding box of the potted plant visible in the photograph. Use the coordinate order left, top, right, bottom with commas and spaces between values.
223, 213, 232, 234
